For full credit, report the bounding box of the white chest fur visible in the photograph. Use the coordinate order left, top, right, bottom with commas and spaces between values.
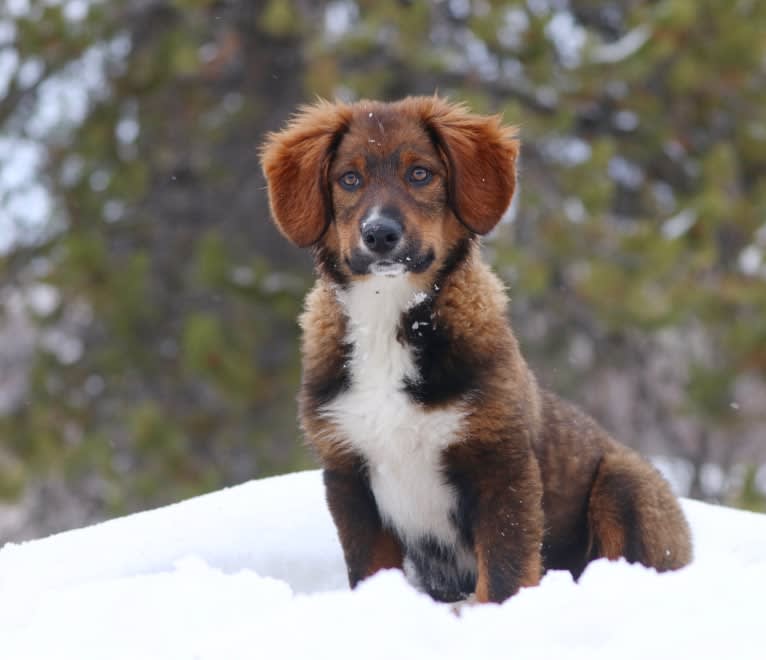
321, 275, 466, 549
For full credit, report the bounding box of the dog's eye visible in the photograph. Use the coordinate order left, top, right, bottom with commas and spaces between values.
407, 166, 432, 186
339, 171, 362, 190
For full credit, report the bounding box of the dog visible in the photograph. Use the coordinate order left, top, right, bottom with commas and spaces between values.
260, 96, 692, 604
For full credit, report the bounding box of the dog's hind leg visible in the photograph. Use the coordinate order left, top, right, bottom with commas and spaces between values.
586, 449, 693, 571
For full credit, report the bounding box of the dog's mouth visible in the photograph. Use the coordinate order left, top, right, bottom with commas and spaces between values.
369, 261, 406, 277
346, 244, 436, 278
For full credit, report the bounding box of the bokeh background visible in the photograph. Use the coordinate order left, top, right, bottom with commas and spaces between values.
1, 0, 765, 541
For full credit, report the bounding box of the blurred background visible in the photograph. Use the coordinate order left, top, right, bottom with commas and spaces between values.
1, 0, 765, 542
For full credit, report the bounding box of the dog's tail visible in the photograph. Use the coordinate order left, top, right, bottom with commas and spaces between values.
587, 448, 693, 571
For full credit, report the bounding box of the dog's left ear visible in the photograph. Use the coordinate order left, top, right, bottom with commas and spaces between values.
260, 101, 351, 247
418, 98, 519, 235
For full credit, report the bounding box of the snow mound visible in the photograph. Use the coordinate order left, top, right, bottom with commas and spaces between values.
1, 470, 765, 660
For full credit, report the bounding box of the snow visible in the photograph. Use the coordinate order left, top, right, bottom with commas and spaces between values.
590, 25, 652, 64
662, 208, 698, 240
1, 470, 765, 660
545, 11, 586, 69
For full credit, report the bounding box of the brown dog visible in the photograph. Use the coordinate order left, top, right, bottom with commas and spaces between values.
260, 96, 692, 603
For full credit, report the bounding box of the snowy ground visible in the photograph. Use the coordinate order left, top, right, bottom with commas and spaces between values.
1, 470, 765, 660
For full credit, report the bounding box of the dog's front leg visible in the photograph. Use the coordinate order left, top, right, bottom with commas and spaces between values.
323, 462, 404, 588
447, 443, 544, 603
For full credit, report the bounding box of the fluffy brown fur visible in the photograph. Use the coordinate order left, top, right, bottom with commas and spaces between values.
260, 96, 692, 604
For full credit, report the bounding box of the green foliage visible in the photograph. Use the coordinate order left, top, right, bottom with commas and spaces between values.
261, 0, 302, 37
195, 233, 229, 289
0, 454, 25, 500
733, 465, 766, 513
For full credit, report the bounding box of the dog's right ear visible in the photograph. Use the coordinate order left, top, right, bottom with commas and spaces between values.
260, 101, 351, 247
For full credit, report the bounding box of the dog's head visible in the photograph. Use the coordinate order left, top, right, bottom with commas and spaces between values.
260, 96, 518, 284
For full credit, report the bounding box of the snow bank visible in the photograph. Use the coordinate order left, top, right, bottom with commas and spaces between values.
1, 470, 765, 660
0, 470, 346, 597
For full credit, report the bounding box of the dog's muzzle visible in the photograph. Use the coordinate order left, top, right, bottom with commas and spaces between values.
346, 209, 435, 277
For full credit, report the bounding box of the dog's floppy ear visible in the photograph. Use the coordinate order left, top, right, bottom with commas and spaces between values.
260, 101, 351, 247
418, 98, 519, 235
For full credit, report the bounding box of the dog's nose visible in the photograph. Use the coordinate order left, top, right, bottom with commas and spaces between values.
362, 217, 402, 255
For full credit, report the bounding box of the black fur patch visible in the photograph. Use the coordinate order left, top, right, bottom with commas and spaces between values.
398, 238, 480, 406
445, 466, 479, 550
434, 237, 472, 287
345, 238, 434, 276
407, 246, 435, 274
399, 302, 481, 406
303, 340, 352, 409
401, 319, 478, 405
406, 535, 475, 602
541, 525, 590, 579
312, 244, 348, 287
615, 476, 644, 564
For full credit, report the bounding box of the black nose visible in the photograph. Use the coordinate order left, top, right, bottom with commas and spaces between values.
362, 217, 402, 255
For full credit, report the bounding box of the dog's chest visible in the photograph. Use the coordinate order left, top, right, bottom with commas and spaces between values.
321, 277, 465, 547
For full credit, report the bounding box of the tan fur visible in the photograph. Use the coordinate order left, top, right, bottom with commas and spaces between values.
297, 281, 347, 460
